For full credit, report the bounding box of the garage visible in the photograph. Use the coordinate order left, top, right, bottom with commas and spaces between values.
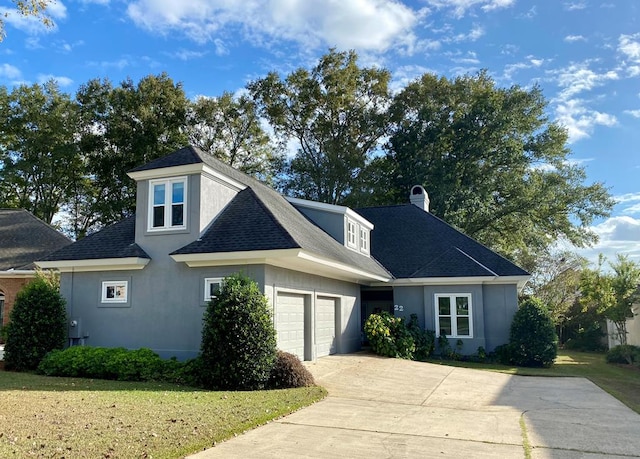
316, 296, 337, 357
275, 292, 307, 360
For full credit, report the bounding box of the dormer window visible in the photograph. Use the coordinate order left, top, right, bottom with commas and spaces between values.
149, 177, 187, 231
347, 219, 357, 248
359, 227, 369, 253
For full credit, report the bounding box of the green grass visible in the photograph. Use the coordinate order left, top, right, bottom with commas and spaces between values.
428, 350, 640, 414
0, 370, 326, 458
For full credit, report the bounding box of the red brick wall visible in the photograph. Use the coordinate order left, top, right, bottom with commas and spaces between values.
0, 277, 35, 327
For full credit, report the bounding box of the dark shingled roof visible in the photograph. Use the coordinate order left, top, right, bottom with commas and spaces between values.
39, 216, 149, 261
169, 147, 390, 278
355, 204, 529, 279
0, 209, 72, 270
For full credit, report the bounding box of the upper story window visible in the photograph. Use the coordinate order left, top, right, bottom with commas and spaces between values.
435, 294, 472, 338
359, 227, 369, 253
347, 219, 357, 248
101, 281, 128, 303
149, 177, 187, 231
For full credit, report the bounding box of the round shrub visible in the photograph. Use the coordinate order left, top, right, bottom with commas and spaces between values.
364, 311, 415, 359
4, 276, 67, 371
508, 297, 558, 368
268, 351, 315, 389
200, 273, 277, 390
606, 345, 640, 365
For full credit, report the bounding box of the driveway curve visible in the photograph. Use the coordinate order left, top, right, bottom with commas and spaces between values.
189, 353, 640, 458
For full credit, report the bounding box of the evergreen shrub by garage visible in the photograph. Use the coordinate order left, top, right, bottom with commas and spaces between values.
268, 351, 315, 388
200, 273, 277, 390
507, 297, 558, 368
606, 344, 640, 365
4, 276, 67, 371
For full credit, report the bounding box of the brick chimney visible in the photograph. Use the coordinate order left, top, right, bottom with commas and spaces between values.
410, 185, 429, 212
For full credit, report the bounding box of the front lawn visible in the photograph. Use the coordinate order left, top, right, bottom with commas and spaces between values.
0, 370, 326, 458
429, 350, 640, 414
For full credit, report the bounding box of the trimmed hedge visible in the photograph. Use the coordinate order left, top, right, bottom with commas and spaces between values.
268, 351, 315, 389
38, 346, 180, 382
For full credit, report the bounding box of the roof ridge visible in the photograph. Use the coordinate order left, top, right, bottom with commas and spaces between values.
453, 247, 499, 276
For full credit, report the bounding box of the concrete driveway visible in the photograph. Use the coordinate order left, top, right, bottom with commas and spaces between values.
189, 353, 640, 458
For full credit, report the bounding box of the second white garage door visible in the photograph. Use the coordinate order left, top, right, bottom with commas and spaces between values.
316, 296, 337, 357
276, 292, 306, 360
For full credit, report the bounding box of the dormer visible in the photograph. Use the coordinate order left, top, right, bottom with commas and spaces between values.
286, 197, 374, 257
127, 147, 246, 253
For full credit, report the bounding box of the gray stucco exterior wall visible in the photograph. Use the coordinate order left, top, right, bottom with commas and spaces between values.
293, 207, 345, 245
482, 284, 519, 351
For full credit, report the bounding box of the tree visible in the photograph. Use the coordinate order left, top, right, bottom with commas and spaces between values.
248, 49, 391, 204
3, 274, 67, 371
74, 74, 189, 234
1, 1, 55, 41
0, 80, 81, 224
368, 71, 613, 265
580, 254, 640, 346
507, 297, 558, 367
186, 92, 282, 183
200, 273, 277, 390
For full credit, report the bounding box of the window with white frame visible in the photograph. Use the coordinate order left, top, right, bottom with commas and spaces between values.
101, 281, 128, 303
204, 278, 223, 302
359, 227, 369, 252
149, 177, 187, 230
435, 294, 472, 338
347, 219, 357, 248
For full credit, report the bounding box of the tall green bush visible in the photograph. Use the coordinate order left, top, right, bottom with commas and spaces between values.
364, 311, 415, 359
200, 273, 277, 390
508, 297, 558, 367
4, 276, 67, 371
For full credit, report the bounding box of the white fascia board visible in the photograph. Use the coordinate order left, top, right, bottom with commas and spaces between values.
127, 163, 204, 181
35, 258, 150, 273
170, 249, 301, 267
372, 274, 531, 289
0, 270, 36, 278
127, 163, 247, 192
286, 197, 374, 230
171, 248, 390, 283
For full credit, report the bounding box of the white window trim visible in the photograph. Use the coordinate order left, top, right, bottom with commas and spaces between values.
359, 227, 369, 253
346, 219, 357, 249
101, 281, 128, 303
434, 293, 473, 338
204, 277, 223, 302
147, 176, 188, 231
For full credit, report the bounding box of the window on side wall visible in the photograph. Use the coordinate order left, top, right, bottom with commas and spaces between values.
359, 227, 369, 253
204, 278, 223, 302
101, 281, 128, 303
149, 177, 187, 231
0, 290, 5, 326
435, 294, 472, 338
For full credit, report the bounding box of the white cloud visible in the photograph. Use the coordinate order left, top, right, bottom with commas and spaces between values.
564, 35, 586, 43
0, 63, 22, 80
390, 64, 436, 93
446, 25, 485, 43
126, 0, 421, 54
554, 98, 617, 143
503, 55, 545, 80
552, 62, 619, 100
577, 216, 640, 266
624, 109, 640, 118
37, 74, 74, 87
87, 58, 130, 70
425, 0, 514, 18
170, 49, 208, 61
564, 2, 587, 11
619, 33, 640, 62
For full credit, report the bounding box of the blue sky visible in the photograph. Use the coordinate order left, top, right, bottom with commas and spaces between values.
1, 0, 639, 265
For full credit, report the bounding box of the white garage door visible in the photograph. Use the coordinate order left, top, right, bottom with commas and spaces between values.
276, 292, 306, 360
316, 296, 337, 357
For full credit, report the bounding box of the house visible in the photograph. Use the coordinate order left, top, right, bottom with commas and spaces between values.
606, 305, 640, 348
38, 146, 530, 361
0, 209, 72, 331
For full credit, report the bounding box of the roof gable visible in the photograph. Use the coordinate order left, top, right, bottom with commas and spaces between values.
355, 204, 528, 279
0, 209, 72, 270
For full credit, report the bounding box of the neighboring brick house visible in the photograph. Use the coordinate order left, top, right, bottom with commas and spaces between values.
0, 209, 72, 331
39, 146, 530, 361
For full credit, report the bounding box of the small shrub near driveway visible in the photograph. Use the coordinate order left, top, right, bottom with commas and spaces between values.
269, 351, 315, 388
364, 312, 435, 361
506, 297, 558, 368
